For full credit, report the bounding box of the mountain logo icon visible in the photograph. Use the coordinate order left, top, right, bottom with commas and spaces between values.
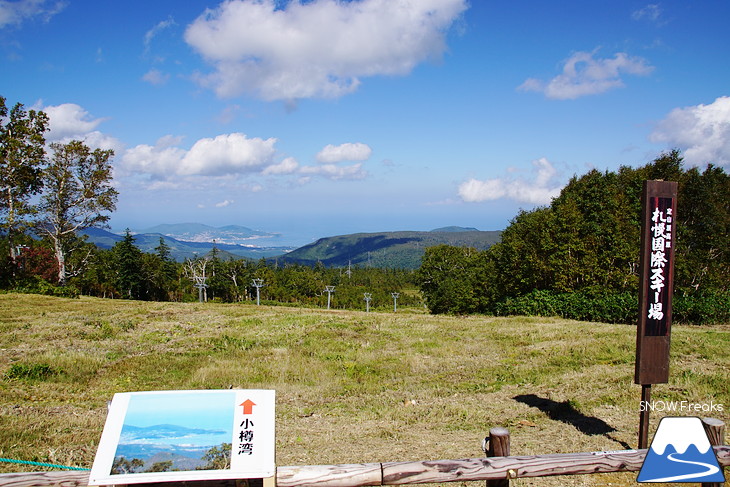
637, 416, 725, 483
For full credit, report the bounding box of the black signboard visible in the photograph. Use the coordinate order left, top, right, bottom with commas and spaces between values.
635, 180, 677, 385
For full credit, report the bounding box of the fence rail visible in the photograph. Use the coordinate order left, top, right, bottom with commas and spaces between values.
0, 446, 728, 487
2, 419, 727, 487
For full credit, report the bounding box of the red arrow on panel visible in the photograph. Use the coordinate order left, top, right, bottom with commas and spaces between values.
240, 399, 256, 415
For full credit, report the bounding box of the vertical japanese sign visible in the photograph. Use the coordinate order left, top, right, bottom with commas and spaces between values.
635, 180, 677, 385
231, 390, 276, 476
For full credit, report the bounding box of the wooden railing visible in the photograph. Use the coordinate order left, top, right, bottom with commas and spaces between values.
1, 419, 726, 487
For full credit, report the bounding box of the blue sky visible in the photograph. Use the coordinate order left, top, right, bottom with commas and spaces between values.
2, 0, 729, 245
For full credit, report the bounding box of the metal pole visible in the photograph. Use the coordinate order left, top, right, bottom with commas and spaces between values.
392, 292, 400, 312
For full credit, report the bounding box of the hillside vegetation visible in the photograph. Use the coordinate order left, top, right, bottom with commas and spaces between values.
417, 151, 730, 324
282, 229, 501, 269
1, 293, 728, 487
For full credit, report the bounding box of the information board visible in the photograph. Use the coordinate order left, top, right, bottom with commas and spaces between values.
89, 389, 275, 485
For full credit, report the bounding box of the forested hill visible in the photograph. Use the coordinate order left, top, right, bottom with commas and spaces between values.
279, 228, 502, 269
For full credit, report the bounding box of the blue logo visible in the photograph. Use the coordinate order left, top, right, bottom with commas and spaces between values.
638, 416, 725, 483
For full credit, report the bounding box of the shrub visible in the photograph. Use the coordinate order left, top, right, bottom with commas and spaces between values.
5, 363, 60, 381
12, 276, 79, 298
673, 292, 730, 325
492, 289, 728, 325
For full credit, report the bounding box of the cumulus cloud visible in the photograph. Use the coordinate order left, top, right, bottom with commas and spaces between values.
649, 96, 730, 166
184, 0, 468, 100
215, 199, 234, 207
182, 133, 278, 176
121, 136, 187, 177
458, 158, 563, 205
41, 102, 122, 152
122, 133, 286, 179
43, 103, 104, 139
518, 50, 654, 99
263, 156, 299, 175
316, 142, 372, 163
0, 0, 66, 28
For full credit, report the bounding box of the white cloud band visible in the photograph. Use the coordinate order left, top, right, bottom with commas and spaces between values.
184, 0, 468, 100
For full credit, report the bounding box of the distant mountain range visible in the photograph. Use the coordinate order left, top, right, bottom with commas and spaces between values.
139, 223, 278, 245
82, 226, 295, 262
280, 228, 501, 268
81, 224, 502, 268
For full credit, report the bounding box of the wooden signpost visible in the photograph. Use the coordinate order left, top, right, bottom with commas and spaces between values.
634, 180, 678, 449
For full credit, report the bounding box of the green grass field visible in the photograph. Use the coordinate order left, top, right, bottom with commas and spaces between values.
1, 293, 727, 486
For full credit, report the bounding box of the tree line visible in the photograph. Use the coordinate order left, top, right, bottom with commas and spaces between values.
2, 95, 727, 321
416, 151, 729, 324
0, 95, 420, 310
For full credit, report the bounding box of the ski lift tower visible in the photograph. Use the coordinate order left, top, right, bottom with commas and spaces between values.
392, 292, 400, 312
364, 293, 372, 312
252, 278, 264, 305
325, 286, 336, 310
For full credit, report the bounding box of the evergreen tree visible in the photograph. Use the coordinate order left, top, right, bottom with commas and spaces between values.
113, 230, 144, 299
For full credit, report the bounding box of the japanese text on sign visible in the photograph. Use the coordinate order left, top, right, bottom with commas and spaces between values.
645, 197, 673, 336
239, 417, 254, 455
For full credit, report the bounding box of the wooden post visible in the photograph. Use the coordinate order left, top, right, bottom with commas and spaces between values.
638, 384, 651, 449
486, 427, 510, 487
702, 417, 726, 487
635, 180, 678, 449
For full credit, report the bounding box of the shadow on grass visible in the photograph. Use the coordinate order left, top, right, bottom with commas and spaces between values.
513, 394, 632, 449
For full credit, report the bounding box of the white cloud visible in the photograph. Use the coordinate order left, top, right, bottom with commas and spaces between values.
518, 50, 654, 100
0, 0, 65, 29
142, 68, 170, 85
458, 157, 563, 205
316, 142, 372, 163
144, 16, 176, 54
44, 103, 104, 139
184, 0, 468, 100
649, 96, 730, 166
41, 102, 122, 152
300, 162, 366, 180
632, 4, 662, 22
215, 199, 234, 207
263, 156, 299, 175
121, 134, 372, 183
181, 133, 277, 176
121, 136, 187, 177
122, 133, 282, 178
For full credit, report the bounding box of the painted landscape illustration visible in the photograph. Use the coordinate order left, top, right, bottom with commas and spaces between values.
110, 392, 234, 475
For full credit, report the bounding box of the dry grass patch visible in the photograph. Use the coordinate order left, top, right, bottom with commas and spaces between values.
0, 293, 727, 487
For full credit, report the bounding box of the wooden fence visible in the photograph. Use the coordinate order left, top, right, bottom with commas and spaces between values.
1, 419, 726, 487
